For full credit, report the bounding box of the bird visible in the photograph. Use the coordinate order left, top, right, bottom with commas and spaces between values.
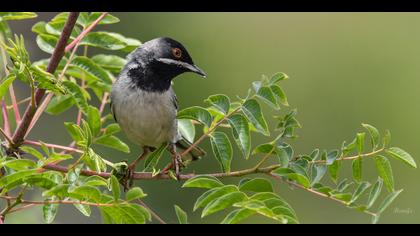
110, 37, 207, 185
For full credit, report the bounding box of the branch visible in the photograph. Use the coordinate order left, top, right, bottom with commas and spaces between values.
10, 12, 80, 148
313, 148, 384, 164
23, 140, 83, 154
0, 195, 117, 207
41, 163, 281, 180
1, 100, 10, 137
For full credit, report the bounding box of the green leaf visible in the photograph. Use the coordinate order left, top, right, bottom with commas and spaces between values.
270, 84, 289, 106
43, 198, 58, 224
342, 137, 357, 156
69, 185, 101, 202
0, 12, 37, 21
178, 119, 195, 143
356, 132, 366, 155
310, 164, 327, 186
143, 143, 167, 171
68, 56, 113, 84
326, 150, 339, 165
367, 178, 383, 209
20, 146, 44, 160
331, 193, 352, 202
206, 94, 231, 115
24, 175, 58, 190
383, 130, 391, 148
0, 169, 37, 189
182, 175, 224, 189
269, 72, 289, 84
239, 178, 273, 192
242, 99, 270, 136
87, 106, 101, 137
375, 155, 394, 193
126, 187, 147, 201
89, 12, 120, 25
0, 159, 36, 170
256, 86, 279, 109
221, 208, 255, 224
362, 123, 380, 150
109, 175, 121, 202
228, 114, 251, 159
64, 122, 84, 142
202, 192, 247, 217
74, 203, 91, 217
104, 123, 121, 135
42, 184, 70, 199
377, 189, 403, 214
273, 168, 310, 188
177, 106, 213, 128
352, 157, 362, 183
95, 135, 130, 153
43, 152, 73, 165
252, 143, 274, 155
350, 181, 371, 203
80, 32, 141, 52
328, 160, 341, 184
210, 132, 233, 173
193, 185, 238, 211
62, 80, 89, 114
0, 75, 15, 99
36, 34, 57, 54
91, 54, 126, 74
275, 143, 293, 168
45, 94, 75, 115
386, 147, 417, 168
174, 205, 188, 224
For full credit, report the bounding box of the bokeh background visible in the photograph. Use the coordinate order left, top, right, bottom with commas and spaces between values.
2, 12, 420, 224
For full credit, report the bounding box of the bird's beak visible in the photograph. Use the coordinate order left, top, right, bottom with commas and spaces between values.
184, 64, 207, 78
157, 58, 207, 78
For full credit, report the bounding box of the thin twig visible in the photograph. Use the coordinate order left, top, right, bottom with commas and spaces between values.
99, 93, 109, 115
135, 200, 167, 224
8, 85, 21, 124
1, 100, 11, 136
65, 12, 108, 53
313, 148, 384, 164
6, 97, 31, 109
0, 196, 117, 207
0, 127, 14, 145
23, 140, 83, 154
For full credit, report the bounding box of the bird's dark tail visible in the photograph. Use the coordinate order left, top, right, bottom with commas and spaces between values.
176, 137, 206, 161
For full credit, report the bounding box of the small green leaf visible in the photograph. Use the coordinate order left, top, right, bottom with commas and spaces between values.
326, 150, 339, 165
206, 94, 231, 115
383, 130, 391, 148
126, 187, 147, 201
64, 122, 84, 142
356, 132, 366, 155
74, 203, 91, 217
256, 86, 279, 109
178, 119, 195, 143
242, 99, 270, 136
252, 143, 274, 155
87, 106, 101, 137
377, 189, 403, 214
62, 80, 89, 114
273, 168, 310, 188
0, 75, 16, 99
0, 12, 37, 21
95, 135, 130, 153
0, 159, 36, 170
69, 185, 101, 202
67, 56, 113, 84
36, 34, 57, 54
352, 157, 362, 183
42, 184, 70, 199
269, 72, 289, 84
193, 185, 237, 211
310, 164, 327, 186
367, 178, 383, 209
386, 147, 417, 168
375, 155, 394, 192
350, 181, 371, 203
109, 175, 121, 202
210, 132, 233, 173
221, 208, 255, 224
228, 114, 251, 159
270, 84, 289, 106
182, 176, 224, 189
275, 143, 293, 168
0, 169, 37, 189
174, 205, 188, 224
201, 192, 247, 217
328, 160, 341, 184
45, 94, 75, 115
362, 123, 380, 150
89, 12, 120, 25
143, 143, 167, 171
239, 178, 273, 193
177, 106, 213, 128
91, 54, 126, 74
43, 198, 58, 224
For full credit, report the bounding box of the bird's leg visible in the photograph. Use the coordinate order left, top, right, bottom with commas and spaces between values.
123, 147, 150, 191
168, 143, 184, 180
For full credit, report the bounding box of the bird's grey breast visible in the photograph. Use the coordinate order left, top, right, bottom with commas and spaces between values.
110, 75, 179, 148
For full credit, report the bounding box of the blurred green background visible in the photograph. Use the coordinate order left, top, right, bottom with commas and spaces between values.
3, 12, 420, 224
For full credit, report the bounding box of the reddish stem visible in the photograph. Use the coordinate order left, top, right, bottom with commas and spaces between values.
9, 84, 21, 124
1, 100, 10, 136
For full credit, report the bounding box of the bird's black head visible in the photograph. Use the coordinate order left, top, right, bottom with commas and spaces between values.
125, 37, 206, 92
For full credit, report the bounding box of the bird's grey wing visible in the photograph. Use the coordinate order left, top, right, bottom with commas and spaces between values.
171, 89, 178, 110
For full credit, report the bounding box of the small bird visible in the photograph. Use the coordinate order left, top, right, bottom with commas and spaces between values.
110, 37, 207, 183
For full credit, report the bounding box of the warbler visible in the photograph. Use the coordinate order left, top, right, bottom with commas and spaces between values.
110, 37, 206, 181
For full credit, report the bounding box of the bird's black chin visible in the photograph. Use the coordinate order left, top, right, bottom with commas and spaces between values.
156, 58, 206, 78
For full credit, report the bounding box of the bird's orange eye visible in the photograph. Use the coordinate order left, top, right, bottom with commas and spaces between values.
172, 48, 182, 59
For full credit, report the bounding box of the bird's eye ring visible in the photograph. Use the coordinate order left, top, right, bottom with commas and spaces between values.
172, 48, 182, 59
